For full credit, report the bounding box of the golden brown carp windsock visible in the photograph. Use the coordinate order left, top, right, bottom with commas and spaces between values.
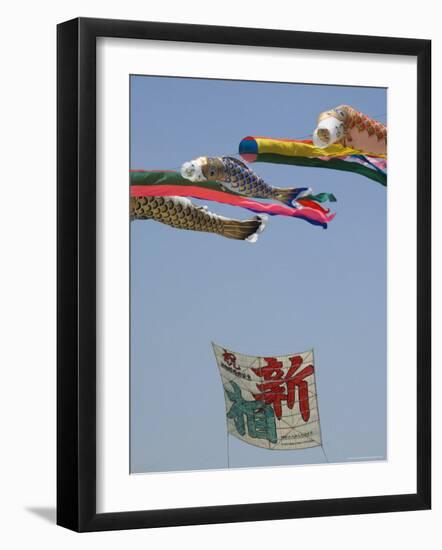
130, 195, 267, 242
313, 105, 387, 156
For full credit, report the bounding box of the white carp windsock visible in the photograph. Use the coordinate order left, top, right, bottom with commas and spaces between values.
313, 105, 387, 156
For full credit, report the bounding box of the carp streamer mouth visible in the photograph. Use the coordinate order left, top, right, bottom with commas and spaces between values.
180, 160, 207, 182
313, 116, 345, 148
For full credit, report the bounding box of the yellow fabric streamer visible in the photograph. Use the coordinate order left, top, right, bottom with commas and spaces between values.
255, 137, 387, 159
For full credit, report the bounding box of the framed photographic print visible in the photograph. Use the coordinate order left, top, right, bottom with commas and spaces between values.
57, 17, 431, 532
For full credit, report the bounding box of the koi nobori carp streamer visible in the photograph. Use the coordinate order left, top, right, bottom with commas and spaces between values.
313, 105, 387, 156
130, 168, 336, 242
239, 124, 387, 187
180, 155, 313, 207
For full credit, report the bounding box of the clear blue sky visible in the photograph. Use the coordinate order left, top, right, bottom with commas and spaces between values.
130, 75, 387, 474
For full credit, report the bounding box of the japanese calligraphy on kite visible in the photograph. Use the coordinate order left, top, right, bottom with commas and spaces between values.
212, 343, 321, 450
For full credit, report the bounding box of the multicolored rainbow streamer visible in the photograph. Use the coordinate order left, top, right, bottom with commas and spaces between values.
239, 136, 387, 186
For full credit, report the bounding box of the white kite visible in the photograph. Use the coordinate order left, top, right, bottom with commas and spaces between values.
212, 343, 322, 450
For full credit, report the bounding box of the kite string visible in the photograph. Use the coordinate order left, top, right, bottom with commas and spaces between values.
311, 347, 330, 465
226, 434, 230, 470
320, 445, 330, 464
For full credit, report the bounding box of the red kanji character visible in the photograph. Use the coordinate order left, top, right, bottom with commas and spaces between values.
252, 356, 314, 421
222, 350, 238, 370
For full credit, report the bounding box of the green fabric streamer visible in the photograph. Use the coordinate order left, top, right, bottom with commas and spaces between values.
130, 171, 339, 205
130, 170, 240, 195
303, 192, 337, 203
251, 153, 387, 186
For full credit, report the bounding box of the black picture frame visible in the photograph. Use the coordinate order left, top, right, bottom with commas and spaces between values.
57, 17, 431, 532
